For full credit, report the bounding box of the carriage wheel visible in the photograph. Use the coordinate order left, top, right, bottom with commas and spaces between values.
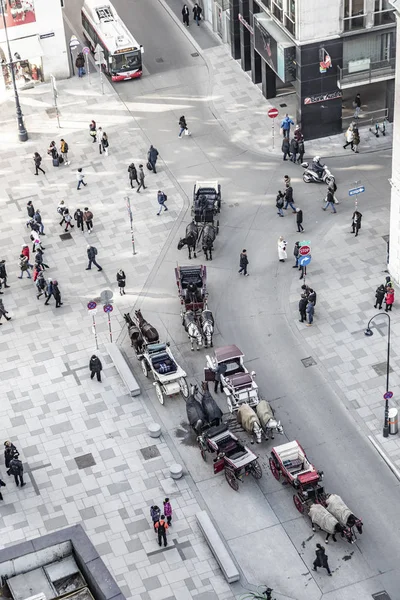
216, 220, 219, 235
141, 359, 149, 378
269, 457, 280, 481
197, 438, 207, 462
180, 377, 189, 399
225, 467, 239, 491
155, 383, 165, 405
293, 494, 305, 513
250, 460, 262, 480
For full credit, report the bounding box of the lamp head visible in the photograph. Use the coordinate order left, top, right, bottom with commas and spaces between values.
364, 328, 373, 337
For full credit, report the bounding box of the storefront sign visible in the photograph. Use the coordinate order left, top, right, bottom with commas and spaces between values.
40, 32, 55, 40
238, 13, 254, 35
254, 17, 295, 83
0, 0, 36, 29
319, 48, 332, 73
304, 90, 342, 105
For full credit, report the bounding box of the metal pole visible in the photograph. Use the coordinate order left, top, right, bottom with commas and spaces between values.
366, 313, 391, 437
70, 47, 75, 76
53, 87, 60, 129
86, 52, 90, 85
92, 313, 99, 350
125, 196, 136, 255
272, 117, 275, 150
108, 312, 113, 343
100, 62, 104, 95
0, 0, 28, 141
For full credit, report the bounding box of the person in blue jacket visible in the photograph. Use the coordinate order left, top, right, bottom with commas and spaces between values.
281, 114, 294, 138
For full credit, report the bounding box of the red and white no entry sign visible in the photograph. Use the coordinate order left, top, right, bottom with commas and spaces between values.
268, 108, 279, 119
299, 245, 311, 256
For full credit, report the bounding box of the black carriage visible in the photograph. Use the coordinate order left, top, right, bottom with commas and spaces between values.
192, 181, 220, 234
175, 264, 207, 312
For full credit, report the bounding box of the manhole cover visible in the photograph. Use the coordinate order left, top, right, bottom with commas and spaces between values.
372, 592, 392, 600
140, 445, 161, 460
191, 52, 199, 57
75, 453, 96, 469
60, 233, 72, 241
372, 362, 393, 377
301, 356, 316, 368
155, 57, 164, 63
279, 103, 287, 107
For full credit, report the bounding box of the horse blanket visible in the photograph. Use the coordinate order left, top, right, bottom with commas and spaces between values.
201, 390, 222, 423
186, 395, 206, 428
326, 494, 352, 527
309, 504, 337, 534
256, 400, 274, 428
237, 404, 260, 432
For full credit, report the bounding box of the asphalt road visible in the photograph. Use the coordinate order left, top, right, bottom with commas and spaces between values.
64, 1, 400, 597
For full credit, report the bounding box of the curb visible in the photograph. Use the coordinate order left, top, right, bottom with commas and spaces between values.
368, 434, 400, 482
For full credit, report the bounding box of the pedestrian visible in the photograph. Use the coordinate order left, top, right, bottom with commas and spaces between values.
147, 145, 159, 173
163, 498, 172, 525
150, 505, 161, 531
238, 249, 249, 276
374, 284, 385, 310
301, 283, 310, 298
276, 191, 284, 217
214, 362, 227, 393
60, 139, 70, 165
299, 262, 307, 280
352, 126, 360, 153
284, 183, 296, 212
343, 125, 354, 150
306, 300, 314, 326
182, 4, 190, 26
312, 543, 332, 576
289, 138, 298, 163
33, 152, 45, 175
155, 515, 169, 547
193, 2, 202, 24
136, 164, 146, 193
89, 355, 103, 381
4, 441, 18, 471
22, 245, 33, 267
27, 218, 40, 233
63, 209, 74, 232
128, 163, 139, 188
97, 127, 103, 154
58, 200, 67, 226
36, 271, 46, 299
34, 209, 45, 235
0, 476, 5, 501
0, 260, 8, 291
74, 208, 84, 232
322, 187, 337, 213
101, 131, 109, 156
385, 286, 394, 312
353, 92, 361, 118
86, 245, 102, 271
295, 208, 304, 232
280, 113, 294, 138
178, 115, 189, 137
83, 207, 94, 232
52, 280, 63, 308
77, 167, 87, 190
0, 299, 11, 323
89, 120, 97, 142
44, 278, 54, 305
35, 248, 49, 270
18, 254, 31, 279
283, 174, 291, 187
48, 141, 59, 166
30, 232, 45, 253
308, 288, 317, 307
282, 137, 290, 161
117, 270, 126, 295
299, 294, 307, 323
297, 139, 305, 164
328, 180, 338, 204
75, 52, 85, 77
293, 241, 300, 268
294, 125, 303, 142
351, 210, 362, 236
157, 190, 168, 215
26, 200, 35, 220
9, 455, 25, 487
278, 237, 287, 262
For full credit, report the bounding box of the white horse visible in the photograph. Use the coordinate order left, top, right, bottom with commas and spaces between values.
200, 309, 214, 347
256, 400, 284, 440
237, 404, 263, 443
308, 504, 354, 544
182, 310, 203, 351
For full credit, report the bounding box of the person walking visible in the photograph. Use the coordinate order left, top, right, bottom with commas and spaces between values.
297, 139, 305, 164
8, 455, 25, 487
299, 294, 307, 323
306, 300, 314, 326
18, 254, 31, 279
34, 209, 45, 235
0, 260, 8, 290
57, 200, 66, 225
44, 278, 54, 305
157, 190, 168, 215
83, 207, 94, 232
374, 284, 385, 310
0, 476, 5, 501
75, 52, 85, 77
312, 544, 332, 576
238, 249, 249, 276
343, 125, 354, 150
281, 137, 290, 161
60, 139, 70, 165
26, 200, 35, 221
289, 138, 298, 163
89, 355, 103, 381
147, 145, 159, 173
52, 281, 63, 308
74, 208, 84, 232
77, 168, 87, 190
63, 209, 74, 232
101, 131, 109, 155
280, 114, 294, 138
294, 125, 303, 142
284, 184, 296, 212
0, 299, 11, 323
293, 241, 300, 268
182, 4, 190, 26
128, 163, 139, 188
193, 2, 202, 24
296, 208, 304, 232
283, 174, 291, 187
86, 245, 102, 271
89, 120, 97, 142
352, 126, 360, 153
278, 237, 287, 262
178, 115, 189, 137
117, 270, 126, 295
308, 288, 317, 307
4, 441, 18, 472
150, 505, 161, 531
276, 191, 284, 217
214, 363, 227, 393
163, 498, 172, 525
36, 271, 46, 299
21, 245, 33, 267
33, 152, 45, 175
155, 515, 169, 547
35, 248, 49, 271
30, 232, 45, 253
353, 92, 361, 118
351, 210, 362, 236
136, 164, 146, 192
97, 127, 103, 154
385, 286, 394, 312
322, 187, 337, 213
48, 141, 59, 166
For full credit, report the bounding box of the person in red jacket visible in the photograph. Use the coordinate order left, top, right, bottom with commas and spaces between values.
21, 245, 32, 268
385, 286, 394, 312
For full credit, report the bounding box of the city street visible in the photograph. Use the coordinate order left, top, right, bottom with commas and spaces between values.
0, 0, 399, 599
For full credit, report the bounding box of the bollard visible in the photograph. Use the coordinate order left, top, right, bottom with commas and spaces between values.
148, 423, 161, 438
170, 464, 183, 480
388, 408, 398, 435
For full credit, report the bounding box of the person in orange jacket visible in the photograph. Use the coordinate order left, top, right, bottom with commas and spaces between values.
154, 515, 169, 547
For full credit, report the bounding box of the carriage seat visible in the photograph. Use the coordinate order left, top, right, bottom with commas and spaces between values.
283, 458, 303, 475
205, 422, 229, 439
226, 447, 247, 461
228, 373, 253, 390
152, 353, 177, 374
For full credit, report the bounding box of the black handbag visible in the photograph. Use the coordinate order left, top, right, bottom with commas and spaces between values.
53, 157, 59, 167
146, 161, 153, 171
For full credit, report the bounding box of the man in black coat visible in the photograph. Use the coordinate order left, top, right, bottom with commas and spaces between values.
296, 208, 304, 232
86, 245, 102, 271
238, 249, 249, 276
289, 138, 298, 163
4, 441, 18, 471
89, 355, 103, 382
26, 201, 35, 225
312, 543, 332, 575
147, 145, 159, 173
9, 455, 25, 487
282, 137, 290, 161
0, 260, 9, 290
299, 294, 307, 322
52, 281, 63, 308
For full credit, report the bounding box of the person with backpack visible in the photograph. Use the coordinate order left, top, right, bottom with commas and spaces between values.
163, 498, 172, 525
83, 207, 94, 232
9, 455, 25, 487
89, 355, 103, 381
75, 52, 85, 77
150, 505, 161, 531
276, 191, 284, 217
154, 514, 169, 547
86, 245, 102, 271
157, 190, 168, 215
18, 254, 31, 279
44, 278, 54, 305
178, 115, 189, 137
128, 163, 139, 188
147, 145, 159, 173
33, 152, 45, 175
60, 139, 69, 165
74, 208, 84, 232
322, 187, 337, 214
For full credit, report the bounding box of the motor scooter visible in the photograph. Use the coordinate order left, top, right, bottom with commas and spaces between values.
302, 160, 335, 186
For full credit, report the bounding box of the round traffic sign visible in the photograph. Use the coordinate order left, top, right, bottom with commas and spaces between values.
82, 46, 90, 55
103, 304, 113, 313
100, 289, 113, 304
299, 255, 311, 267
69, 35, 80, 49
299, 245, 311, 256
87, 301, 97, 310
268, 108, 279, 119
384, 391, 393, 400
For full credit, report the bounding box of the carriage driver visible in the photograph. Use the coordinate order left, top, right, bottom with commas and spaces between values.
213, 363, 227, 393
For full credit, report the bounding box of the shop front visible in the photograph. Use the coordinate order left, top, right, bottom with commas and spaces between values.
0, 34, 44, 90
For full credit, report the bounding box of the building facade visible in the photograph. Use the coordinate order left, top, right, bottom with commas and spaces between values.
218, 0, 397, 138
0, 0, 69, 92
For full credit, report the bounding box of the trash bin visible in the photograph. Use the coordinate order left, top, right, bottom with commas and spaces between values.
388, 407, 398, 435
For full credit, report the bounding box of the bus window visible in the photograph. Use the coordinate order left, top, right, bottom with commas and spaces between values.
112, 51, 141, 72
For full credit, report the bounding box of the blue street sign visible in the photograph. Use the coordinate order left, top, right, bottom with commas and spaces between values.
384, 391, 393, 400
348, 186, 365, 196
103, 304, 114, 313
87, 301, 97, 310
299, 255, 311, 266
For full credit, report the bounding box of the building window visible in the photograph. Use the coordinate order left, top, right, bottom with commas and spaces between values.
343, 0, 365, 31
374, 0, 395, 25
284, 0, 295, 35
272, 0, 283, 22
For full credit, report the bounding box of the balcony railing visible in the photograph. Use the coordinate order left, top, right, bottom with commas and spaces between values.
337, 58, 395, 87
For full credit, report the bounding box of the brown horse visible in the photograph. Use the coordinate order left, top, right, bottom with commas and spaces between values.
134, 309, 159, 344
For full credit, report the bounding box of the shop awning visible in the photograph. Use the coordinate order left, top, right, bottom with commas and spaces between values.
0, 35, 43, 62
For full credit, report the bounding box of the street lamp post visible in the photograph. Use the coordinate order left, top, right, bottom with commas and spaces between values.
364, 312, 391, 438
0, 0, 28, 141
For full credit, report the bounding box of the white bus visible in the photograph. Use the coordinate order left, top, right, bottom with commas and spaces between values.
81, 0, 143, 82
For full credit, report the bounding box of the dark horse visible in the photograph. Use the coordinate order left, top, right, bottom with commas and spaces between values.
200, 381, 223, 426
201, 224, 216, 261
134, 309, 159, 343
123, 313, 145, 354
178, 221, 199, 259
186, 384, 207, 433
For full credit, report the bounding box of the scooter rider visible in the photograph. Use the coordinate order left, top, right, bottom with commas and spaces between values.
312, 156, 325, 179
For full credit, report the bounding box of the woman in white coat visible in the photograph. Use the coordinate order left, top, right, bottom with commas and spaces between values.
343, 125, 354, 150
278, 236, 287, 262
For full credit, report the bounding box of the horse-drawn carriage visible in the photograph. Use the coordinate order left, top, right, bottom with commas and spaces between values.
236, 401, 284, 443
175, 265, 214, 350
192, 180, 221, 219
205, 345, 259, 413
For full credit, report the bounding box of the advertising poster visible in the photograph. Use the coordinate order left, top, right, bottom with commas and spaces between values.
0, 0, 36, 29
